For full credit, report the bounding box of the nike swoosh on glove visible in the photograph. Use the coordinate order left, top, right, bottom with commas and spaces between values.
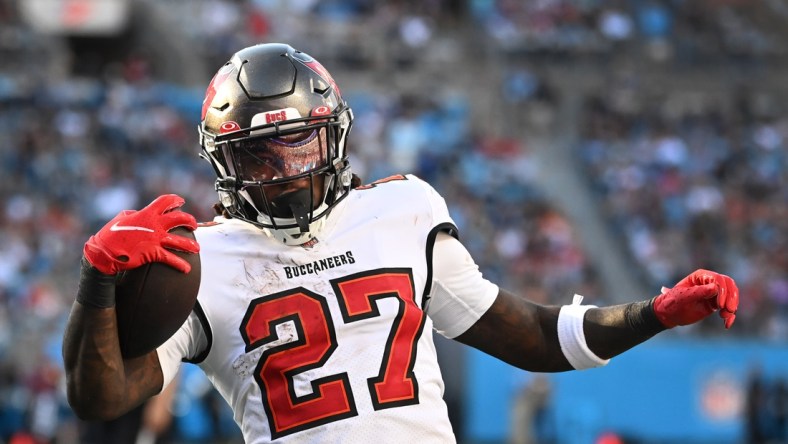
653, 269, 739, 329
84, 194, 200, 275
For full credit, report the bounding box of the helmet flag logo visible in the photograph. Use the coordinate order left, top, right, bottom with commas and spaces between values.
304, 60, 342, 97
201, 64, 234, 120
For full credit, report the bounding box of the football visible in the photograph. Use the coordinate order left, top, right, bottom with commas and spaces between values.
114, 227, 201, 358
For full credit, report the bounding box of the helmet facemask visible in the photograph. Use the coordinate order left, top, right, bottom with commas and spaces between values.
201, 105, 353, 245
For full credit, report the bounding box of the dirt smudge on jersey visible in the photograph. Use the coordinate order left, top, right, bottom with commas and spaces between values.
232, 320, 298, 378
240, 259, 283, 297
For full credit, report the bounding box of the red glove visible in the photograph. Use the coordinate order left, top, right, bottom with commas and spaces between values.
652, 269, 739, 329
84, 194, 200, 275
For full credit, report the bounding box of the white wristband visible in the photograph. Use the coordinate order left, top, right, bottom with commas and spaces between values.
557, 294, 610, 370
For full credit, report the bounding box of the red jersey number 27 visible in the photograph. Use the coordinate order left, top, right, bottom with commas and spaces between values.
239, 268, 425, 439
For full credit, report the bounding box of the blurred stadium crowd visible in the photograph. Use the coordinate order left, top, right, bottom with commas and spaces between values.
0, 0, 785, 442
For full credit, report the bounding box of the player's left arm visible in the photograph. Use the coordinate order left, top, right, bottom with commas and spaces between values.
457, 270, 738, 372
454, 288, 572, 371
434, 234, 739, 372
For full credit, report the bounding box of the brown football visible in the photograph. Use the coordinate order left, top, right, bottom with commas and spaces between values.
115, 227, 201, 358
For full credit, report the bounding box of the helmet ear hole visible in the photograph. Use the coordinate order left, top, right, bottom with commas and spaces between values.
340, 169, 352, 187
219, 191, 235, 209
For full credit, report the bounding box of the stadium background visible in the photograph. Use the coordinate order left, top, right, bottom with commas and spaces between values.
0, 0, 786, 442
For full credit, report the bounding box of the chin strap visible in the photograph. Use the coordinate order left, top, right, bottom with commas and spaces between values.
289, 201, 310, 232
271, 188, 312, 233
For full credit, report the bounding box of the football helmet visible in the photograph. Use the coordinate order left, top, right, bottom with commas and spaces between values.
199, 43, 354, 245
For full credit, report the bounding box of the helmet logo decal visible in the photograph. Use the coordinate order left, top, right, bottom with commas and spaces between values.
303, 60, 342, 97
202, 64, 234, 120
220, 121, 241, 134
311, 106, 331, 116
264, 110, 287, 124
250, 108, 303, 135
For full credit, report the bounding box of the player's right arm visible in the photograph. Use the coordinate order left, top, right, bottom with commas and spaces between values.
62, 194, 199, 420
63, 291, 164, 419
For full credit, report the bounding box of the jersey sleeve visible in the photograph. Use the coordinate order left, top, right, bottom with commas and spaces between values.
155, 311, 209, 392
426, 232, 499, 338
407, 174, 457, 234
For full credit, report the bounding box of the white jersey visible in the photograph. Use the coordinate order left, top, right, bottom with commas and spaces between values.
157, 174, 498, 443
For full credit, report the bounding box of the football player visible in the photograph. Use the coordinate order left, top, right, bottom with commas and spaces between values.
63, 43, 739, 443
